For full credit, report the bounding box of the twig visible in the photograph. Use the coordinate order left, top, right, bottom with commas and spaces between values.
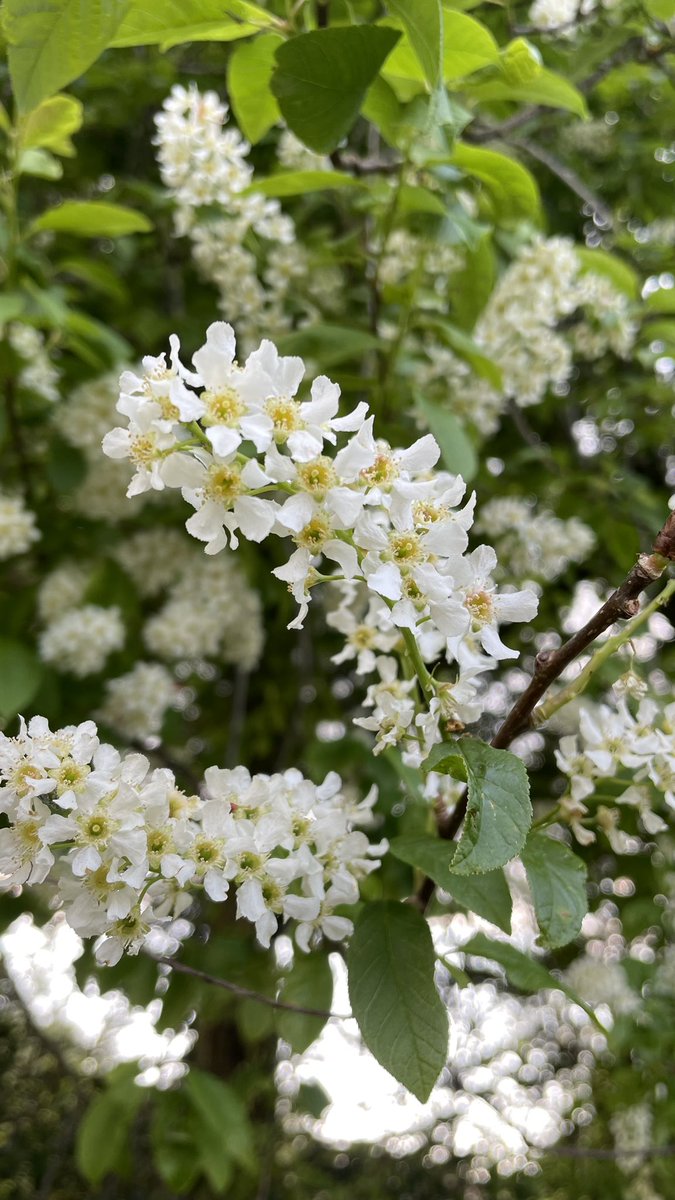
158, 956, 350, 1019
512, 137, 614, 226
416, 512, 675, 903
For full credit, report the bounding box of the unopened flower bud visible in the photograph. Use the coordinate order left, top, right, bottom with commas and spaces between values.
501, 39, 543, 85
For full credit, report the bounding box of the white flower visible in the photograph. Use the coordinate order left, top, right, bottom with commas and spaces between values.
39, 606, 125, 677
0, 493, 40, 560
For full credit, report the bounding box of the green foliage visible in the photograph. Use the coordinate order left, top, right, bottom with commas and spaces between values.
390, 836, 513, 930
270, 27, 401, 153
227, 33, 283, 143
277, 952, 333, 1053
452, 143, 542, 222
522, 832, 588, 949
348, 901, 449, 1100
30, 199, 153, 237
0, 637, 43, 719
76, 1068, 144, 1185
416, 398, 478, 480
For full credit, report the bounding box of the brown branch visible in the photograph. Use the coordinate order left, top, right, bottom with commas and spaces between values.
511, 137, 614, 226
158, 956, 350, 1020
416, 512, 675, 907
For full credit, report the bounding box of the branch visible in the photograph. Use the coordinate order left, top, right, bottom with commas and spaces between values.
416, 512, 675, 903
158, 956, 350, 1020
512, 137, 614, 226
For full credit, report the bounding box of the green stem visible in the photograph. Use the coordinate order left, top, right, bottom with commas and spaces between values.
401, 626, 435, 706
533, 577, 675, 728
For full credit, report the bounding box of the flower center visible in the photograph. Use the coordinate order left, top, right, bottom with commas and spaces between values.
361, 453, 398, 488
296, 456, 337, 496
130, 433, 160, 465
297, 513, 331, 552
390, 532, 423, 565
466, 589, 494, 627
203, 387, 245, 426
51, 758, 90, 795
205, 462, 243, 506
265, 397, 301, 441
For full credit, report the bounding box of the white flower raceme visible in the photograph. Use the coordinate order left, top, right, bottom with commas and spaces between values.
0, 492, 40, 559
37, 562, 91, 621
8, 323, 59, 403
97, 663, 177, 741
0, 717, 384, 963
38, 605, 125, 677
102, 318, 538, 759
554, 689, 674, 847
476, 497, 595, 582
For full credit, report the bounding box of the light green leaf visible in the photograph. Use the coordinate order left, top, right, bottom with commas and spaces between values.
19, 93, 83, 156
18, 147, 63, 178
390, 835, 513, 931
452, 142, 542, 222
645, 287, 675, 315
270, 26, 401, 154
277, 953, 333, 1052
388, 0, 443, 88
348, 902, 449, 1101
30, 201, 153, 238
228, 34, 282, 143
5, 0, 130, 114
0, 293, 27, 324
643, 0, 675, 19
420, 317, 502, 388
417, 398, 478, 481
277, 324, 379, 368
0, 639, 44, 720
383, 10, 497, 93
245, 170, 361, 197
111, 0, 279, 47
449, 233, 495, 329
575, 247, 640, 299
522, 833, 588, 949
467, 68, 588, 118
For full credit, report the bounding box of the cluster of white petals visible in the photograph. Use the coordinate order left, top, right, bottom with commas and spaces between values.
0, 491, 40, 560
38, 605, 125, 677
554, 690, 674, 848
0, 717, 385, 963
422, 237, 636, 436
476, 497, 595, 582
102, 319, 538, 761
8, 323, 60, 403
528, 0, 619, 34
154, 86, 330, 348
97, 662, 177, 742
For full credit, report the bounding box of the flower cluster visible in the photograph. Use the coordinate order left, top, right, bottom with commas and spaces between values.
0, 491, 40, 560
8, 323, 60, 403
421, 237, 636, 436
97, 662, 177, 742
528, 0, 619, 34
38, 604, 125, 677
0, 717, 385, 964
153, 85, 340, 348
102, 320, 538, 763
475, 497, 595, 583
554, 690, 674, 848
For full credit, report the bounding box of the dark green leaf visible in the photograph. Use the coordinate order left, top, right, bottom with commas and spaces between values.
0, 639, 44, 720
348, 901, 448, 1101
390, 835, 513, 931
451, 739, 531, 874
76, 1080, 143, 1185
522, 832, 588, 949
277, 952, 333, 1052
184, 1069, 255, 1172
271, 27, 401, 154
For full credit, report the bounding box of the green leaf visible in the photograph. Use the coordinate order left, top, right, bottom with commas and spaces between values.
246, 170, 361, 197
227, 34, 282, 143
18, 148, 63, 178
46, 436, 87, 492
424, 738, 531, 875
0, 293, 27, 325
467, 68, 588, 118
462, 932, 605, 1029
184, 1069, 255, 1173
277, 953, 333, 1052
347, 901, 448, 1101
390, 835, 512, 931
76, 1079, 143, 1186
5, 0, 130, 114
277, 323, 379, 368
383, 10, 497, 92
111, 0, 280, 48
416, 398, 478, 481
420, 317, 502, 388
522, 833, 587, 949
452, 143, 542, 222
449, 232, 495, 329
19, 93, 83, 156
575, 247, 640, 300
362, 75, 404, 147
645, 287, 675, 315
388, 0, 443, 88
270, 26, 401, 154
30, 201, 153, 238
0, 639, 44, 721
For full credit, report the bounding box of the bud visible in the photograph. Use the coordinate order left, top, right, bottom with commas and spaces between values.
501, 39, 543, 86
